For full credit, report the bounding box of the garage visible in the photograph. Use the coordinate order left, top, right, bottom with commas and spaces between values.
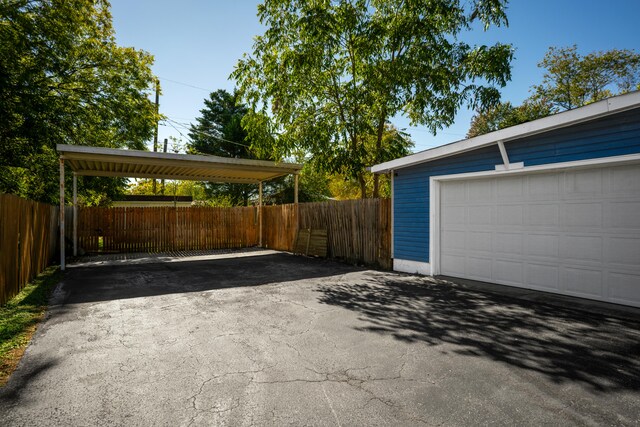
436, 163, 640, 307
372, 91, 640, 308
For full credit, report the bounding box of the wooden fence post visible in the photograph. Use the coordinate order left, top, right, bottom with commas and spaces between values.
59, 158, 65, 271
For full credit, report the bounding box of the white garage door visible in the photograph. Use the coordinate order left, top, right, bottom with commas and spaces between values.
439, 163, 640, 307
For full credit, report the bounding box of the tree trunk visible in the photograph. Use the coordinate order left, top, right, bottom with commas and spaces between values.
359, 175, 367, 199
373, 174, 379, 199
372, 114, 386, 199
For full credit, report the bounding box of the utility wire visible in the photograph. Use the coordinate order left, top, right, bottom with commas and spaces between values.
157, 76, 211, 93
164, 117, 251, 149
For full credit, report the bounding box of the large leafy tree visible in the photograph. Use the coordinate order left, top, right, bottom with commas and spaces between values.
187, 89, 331, 205
0, 0, 158, 204
533, 46, 640, 110
467, 46, 640, 137
233, 0, 513, 198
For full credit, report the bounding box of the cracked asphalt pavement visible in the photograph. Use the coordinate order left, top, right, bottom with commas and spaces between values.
1, 249, 640, 426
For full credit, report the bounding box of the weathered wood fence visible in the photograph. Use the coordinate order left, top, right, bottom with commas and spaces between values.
262, 199, 391, 269
77, 206, 258, 252
0, 194, 59, 305
76, 199, 392, 269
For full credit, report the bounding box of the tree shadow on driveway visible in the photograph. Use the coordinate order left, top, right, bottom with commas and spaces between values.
316, 272, 640, 393
62, 252, 358, 304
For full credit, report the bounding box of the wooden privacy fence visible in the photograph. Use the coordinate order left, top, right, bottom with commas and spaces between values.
0, 194, 59, 305
77, 206, 258, 252
75, 198, 392, 269
262, 199, 392, 269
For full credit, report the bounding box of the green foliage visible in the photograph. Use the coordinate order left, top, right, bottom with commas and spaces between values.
1, 266, 62, 385
0, 0, 158, 204
233, 0, 513, 198
127, 179, 208, 201
467, 99, 553, 138
187, 89, 260, 206
467, 46, 640, 137
533, 45, 640, 110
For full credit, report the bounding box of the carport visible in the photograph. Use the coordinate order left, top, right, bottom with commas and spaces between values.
56, 144, 303, 270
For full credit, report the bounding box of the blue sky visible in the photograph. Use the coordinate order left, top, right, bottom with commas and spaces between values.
110, 0, 640, 153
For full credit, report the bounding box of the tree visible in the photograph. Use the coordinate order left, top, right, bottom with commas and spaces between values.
187, 89, 260, 206
467, 99, 552, 138
233, 0, 513, 198
0, 0, 158, 204
533, 45, 640, 111
467, 46, 640, 137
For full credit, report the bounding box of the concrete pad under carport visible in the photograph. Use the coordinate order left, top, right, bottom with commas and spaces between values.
1, 249, 639, 426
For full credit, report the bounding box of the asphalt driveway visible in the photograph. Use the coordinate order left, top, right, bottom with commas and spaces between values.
1, 249, 639, 426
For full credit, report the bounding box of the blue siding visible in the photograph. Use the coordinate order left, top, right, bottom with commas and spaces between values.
393, 145, 502, 262
393, 107, 640, 263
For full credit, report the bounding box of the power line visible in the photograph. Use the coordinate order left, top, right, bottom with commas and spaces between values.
157, 76, 212, 93
163, 118, 251, 149
165, 119, 192, 144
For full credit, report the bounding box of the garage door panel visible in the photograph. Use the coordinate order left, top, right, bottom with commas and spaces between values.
466, 257, 492, 281
468, 180, 494, 202
562, 267, 604, 298
494, 232, 523, 255
528, 204, 560, 227
439, 163, 640, 307
497, 205, 524, 226
606, 237, 640, 266
442, 254, 466, 277
609, 272, 640, 304
528, 174, 561, 199
564, 169, 604, 196
467, 231, 492, 251
497, 177, 524, 200
611, 165, 640, 192
562, 236, 603, 262
525, 263, 560, 290
607, 201, 640, 229
494, 260, 524, 284
526, 234, 559, 258
562, 203, 603, 228
468, 205, 493, 225
442, 181, 466, 203
442, 205, 465, 225
442, 230, 466, 251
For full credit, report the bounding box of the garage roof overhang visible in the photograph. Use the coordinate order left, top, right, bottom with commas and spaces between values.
56, 144, 302, 184
371, 90, 640, 174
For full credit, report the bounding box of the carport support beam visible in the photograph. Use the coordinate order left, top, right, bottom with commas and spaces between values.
59, 158, 65, 271
294, 173, 299, 204
73, 173, 77, 257
259, 181, 263, 247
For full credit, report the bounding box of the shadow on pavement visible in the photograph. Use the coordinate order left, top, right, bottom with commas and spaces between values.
1, 358, 58, 401
316, 272, 640, 393
61, 252, 358, 304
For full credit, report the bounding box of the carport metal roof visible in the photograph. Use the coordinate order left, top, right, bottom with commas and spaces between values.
56, 144, 303, 271
56, 144, 302, 184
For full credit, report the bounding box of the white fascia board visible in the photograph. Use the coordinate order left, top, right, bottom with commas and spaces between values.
372, 91, 640, 174
430, 153, 640, 182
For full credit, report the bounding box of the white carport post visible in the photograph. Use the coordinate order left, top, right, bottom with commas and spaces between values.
258, 181, 263, 247
73, 173, 77, 257
59, 158, 65, 271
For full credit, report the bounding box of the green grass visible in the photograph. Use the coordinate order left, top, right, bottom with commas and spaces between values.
0, 266, 62, 386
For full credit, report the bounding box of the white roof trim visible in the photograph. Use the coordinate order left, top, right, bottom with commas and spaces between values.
372, 91, 640, 173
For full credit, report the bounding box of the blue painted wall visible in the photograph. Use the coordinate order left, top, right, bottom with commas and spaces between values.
393, 107, 640, 263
